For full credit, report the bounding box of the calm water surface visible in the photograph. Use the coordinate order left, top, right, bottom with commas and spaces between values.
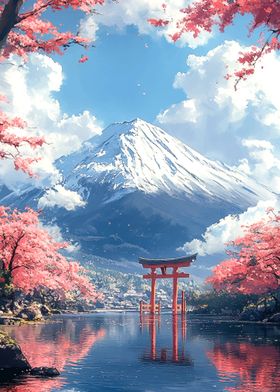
1, 313, 280, 392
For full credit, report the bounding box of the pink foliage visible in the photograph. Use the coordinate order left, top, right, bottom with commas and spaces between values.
0, 109, 45, 174
0, 0, 105, 60
0, 0, 105, 173
149, 0, 280, 86
0, 207, 101, 302
0, 2, 104, 301
207, 209, 280, 295
148, 18, 169, 27
79, 55, 89, 63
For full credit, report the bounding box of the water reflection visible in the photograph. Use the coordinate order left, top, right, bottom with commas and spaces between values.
140, 314, 192, 365
0, 318, 105, 392
208, 341, 280, 392
1, 314, 280, 391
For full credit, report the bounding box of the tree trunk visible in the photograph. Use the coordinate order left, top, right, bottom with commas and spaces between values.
3, 270, 12, 286
0, 270, 15, 311
0, 0, 23, 50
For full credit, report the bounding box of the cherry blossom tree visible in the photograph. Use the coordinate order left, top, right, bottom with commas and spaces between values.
207, 208, 280, 296
0, 2, 106, 303
0, 206, 100, 302
149, 1, 280, 86
0, 0, 104, 173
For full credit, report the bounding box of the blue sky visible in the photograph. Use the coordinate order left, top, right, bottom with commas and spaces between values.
1, 2, 280, 216
54, 13, 253, 126
55, 26, 187, 125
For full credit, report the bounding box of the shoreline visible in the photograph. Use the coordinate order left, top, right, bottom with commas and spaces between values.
49, 310, 280, 325
1, 309, 280, 326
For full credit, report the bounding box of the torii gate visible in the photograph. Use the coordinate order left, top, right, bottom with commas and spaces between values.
139, 254, 197, 314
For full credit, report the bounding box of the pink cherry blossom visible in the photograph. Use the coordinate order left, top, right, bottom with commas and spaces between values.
207, 208, 280, 295
0, 207, 100, 302
0, 0, 105, 174
149, 0, 280, 86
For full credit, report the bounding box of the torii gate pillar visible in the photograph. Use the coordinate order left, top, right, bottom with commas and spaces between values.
172, 268, 178, 314
139, 254, 197, 314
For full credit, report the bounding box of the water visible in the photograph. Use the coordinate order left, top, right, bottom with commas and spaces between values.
1, 313, 280, 392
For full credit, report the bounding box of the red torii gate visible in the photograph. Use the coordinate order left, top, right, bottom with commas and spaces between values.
139, 254, 197, 314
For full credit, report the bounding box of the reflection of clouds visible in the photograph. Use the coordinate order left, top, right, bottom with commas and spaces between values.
207, 342, 280, 392
1, 320, 105, 392
105, 314, 139, 340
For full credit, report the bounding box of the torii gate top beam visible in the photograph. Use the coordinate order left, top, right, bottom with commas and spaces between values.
139, 254, 197, 269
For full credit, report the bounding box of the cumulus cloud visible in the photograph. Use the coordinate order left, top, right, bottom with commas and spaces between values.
42, 223, 81, 253
157, 40, 280, 167
180, 199, 280, 256
234, 139, 280, 190
79, 14, 99, 42
0, 54, 102, 208
158, 40, 280, 265
80, 0, 212, 48
38, 185, 86, 211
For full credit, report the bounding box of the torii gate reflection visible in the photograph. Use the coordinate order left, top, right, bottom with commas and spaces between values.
140, 314, 192, 365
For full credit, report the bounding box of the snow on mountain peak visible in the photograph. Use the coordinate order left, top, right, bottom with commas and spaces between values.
57, 119, 274, 205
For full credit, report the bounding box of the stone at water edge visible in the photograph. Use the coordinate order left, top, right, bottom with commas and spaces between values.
16, 304, 43, 321
30, 367, 60, 377
0, 332, 60, 378
0, 316, 21, 325
268, 313, 280, 322
239, 304, 265, 321
0, 332, 31, 372
40, 304, 51, 316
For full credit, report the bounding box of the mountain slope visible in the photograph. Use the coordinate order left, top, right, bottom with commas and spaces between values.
0, 119, 275, 262
57, 118, 272, 205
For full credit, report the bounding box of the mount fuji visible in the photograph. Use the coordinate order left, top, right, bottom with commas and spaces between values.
0, 119, 275, 263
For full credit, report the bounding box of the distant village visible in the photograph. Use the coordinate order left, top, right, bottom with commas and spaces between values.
89, 265, 201, 310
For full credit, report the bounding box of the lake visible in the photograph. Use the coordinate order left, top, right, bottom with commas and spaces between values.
1, 313, 280, 392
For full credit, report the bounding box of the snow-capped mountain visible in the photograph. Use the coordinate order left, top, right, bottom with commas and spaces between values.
0, 119, 275, 262
57, 118, 271, 205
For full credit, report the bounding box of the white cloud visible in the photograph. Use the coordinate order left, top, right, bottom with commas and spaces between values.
180, 199, 280, 256
81, 0, 212, 48
235, 138, 280, 190
155, 40, 280, 265
79, 14, 99, 42
242, 139, 273, 150
157, 40, 280, 167
41, 223, 81, 252
0, 54, 102, 206
41, 223, 64, 242
38, 185, 86, 211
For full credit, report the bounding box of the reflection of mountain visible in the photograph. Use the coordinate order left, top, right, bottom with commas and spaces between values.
1, 119, 274, 262
1, 319, 105, 392
207, 342, 280, 392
